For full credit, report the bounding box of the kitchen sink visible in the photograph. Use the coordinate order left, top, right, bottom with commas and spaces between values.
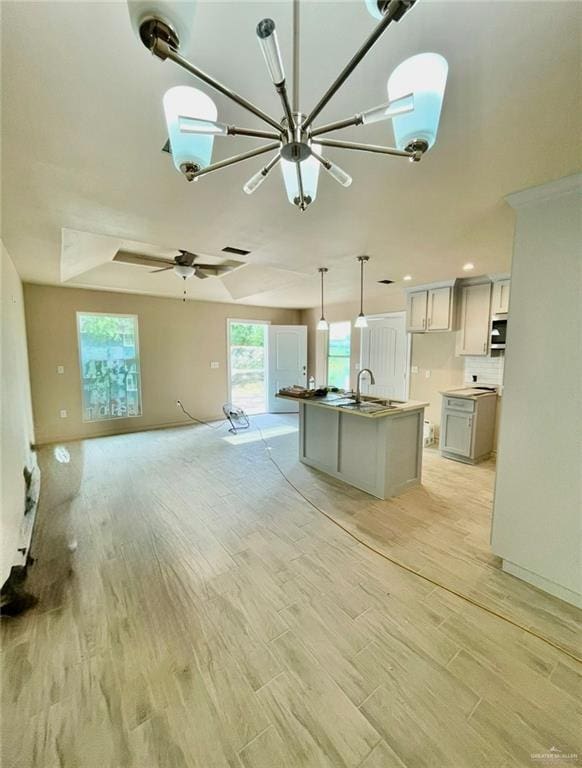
337, 401, 398, 414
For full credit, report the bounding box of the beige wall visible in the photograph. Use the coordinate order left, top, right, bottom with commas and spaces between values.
300, 290, 464, 435
1, 242, 36, 586
24, 284, 300, 444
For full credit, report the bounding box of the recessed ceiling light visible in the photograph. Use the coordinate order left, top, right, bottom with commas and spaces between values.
463, 263, 474, 271
403, 275, 412, 281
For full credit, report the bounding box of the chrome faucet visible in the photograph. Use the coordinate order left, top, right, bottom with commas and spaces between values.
355, 368, 375, 403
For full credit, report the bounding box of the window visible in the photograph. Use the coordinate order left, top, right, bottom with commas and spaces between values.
327, 321, 351, 390
77, 313, 142, 421
228, 320, 268, 414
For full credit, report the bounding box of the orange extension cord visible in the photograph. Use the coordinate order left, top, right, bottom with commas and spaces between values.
256, 428, 582, 666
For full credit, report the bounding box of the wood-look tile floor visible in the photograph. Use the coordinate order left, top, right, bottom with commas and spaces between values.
1, 415, 580, 767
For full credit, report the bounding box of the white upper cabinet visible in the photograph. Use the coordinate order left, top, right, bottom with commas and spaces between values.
406, 290, 428, 332
427, 286, 453, 330
406, 282, 455, 333
491, 279, 510, 314
456, 282, 492, 356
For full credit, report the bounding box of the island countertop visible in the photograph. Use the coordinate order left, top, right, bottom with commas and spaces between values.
276, 393, 429, 419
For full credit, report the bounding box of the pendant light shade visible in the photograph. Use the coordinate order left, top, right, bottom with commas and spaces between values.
387, 53, 448, 153
317, 267, 329, 331
355, 256, 369, 329
281, 150, 321, 206
163, 86, 218, 173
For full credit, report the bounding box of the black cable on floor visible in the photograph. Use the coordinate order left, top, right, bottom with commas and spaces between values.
252, 419, 582, 666
176, 400, 226, 430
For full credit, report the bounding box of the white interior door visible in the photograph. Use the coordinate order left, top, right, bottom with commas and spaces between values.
360, 313, 409, 401
268, 325, 307, 413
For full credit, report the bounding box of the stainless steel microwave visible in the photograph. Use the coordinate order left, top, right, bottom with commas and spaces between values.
490, 315, 507, 349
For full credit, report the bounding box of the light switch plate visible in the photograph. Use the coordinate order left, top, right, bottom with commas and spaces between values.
411, 365, 419, 374
210, 361, 219, 369
57, 365, 65, 374
59, 409, 68, 418
425, 369, 431, 378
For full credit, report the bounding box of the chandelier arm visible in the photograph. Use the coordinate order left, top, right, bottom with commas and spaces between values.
292, 0, 300, 112
303, 0, 413, 130
275, 83, 296, 132
227, 126, 282, 140
190, 142, 281, 180
157, 41, 282, 132
316, 138, 415, 159
295, 160, 306, 210
310, 115, 363, 138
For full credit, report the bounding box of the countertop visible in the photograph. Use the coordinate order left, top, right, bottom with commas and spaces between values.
440, 387, 499, 400
276, 393, 429, 419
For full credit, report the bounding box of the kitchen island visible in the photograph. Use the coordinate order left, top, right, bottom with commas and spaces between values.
277, 393, 428, 499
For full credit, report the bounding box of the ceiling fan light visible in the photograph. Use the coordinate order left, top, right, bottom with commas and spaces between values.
173, 264, 195, 279
355, 313, 368, 329
163, 86, 218, 173
317, 318, 329, 332
387, 53, 448, 152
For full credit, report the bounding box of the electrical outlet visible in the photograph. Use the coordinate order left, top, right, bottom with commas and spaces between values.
210, 361, 219, 369
425, 369, 431, 378
411, 365, 419, 374
57, 365, 65, 374
59, 409, 68, 418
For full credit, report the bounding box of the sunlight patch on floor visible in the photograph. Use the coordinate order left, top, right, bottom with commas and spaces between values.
222, 424, 298, 445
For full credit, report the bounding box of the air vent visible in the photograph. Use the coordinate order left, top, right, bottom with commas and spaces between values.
222, 246, 251, 256
378, 279, 394, 285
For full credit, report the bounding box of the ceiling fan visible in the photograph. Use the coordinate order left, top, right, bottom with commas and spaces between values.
113, 249, 243, 280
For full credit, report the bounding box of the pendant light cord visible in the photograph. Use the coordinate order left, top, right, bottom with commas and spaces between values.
360, 257, 364, 315
321, 269, 325, 318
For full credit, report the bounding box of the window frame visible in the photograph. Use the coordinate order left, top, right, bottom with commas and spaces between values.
326, 320, 352, 390
76, 311, 143, 423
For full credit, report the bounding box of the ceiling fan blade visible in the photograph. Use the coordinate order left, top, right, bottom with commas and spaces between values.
150, 266, 174, 273
114, 250, 174, 269
192, 263, 236, 273
194, 269, 211, 279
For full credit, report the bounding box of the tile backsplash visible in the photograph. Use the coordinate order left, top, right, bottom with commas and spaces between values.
463, 354, 505, 387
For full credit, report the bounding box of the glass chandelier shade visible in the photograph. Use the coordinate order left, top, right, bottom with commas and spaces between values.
127, 1, 197, 50
163, 86, 218, 172
281, 150, 321, 206
387, 53, 448, 152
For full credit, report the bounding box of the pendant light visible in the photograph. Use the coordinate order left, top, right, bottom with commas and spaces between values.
355, 256, 370, 329
317, 268, 329, 331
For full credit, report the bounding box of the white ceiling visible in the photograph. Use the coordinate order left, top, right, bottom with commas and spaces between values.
1, 1, 580, 308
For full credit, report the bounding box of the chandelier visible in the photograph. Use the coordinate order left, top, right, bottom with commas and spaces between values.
129, 0, 448, 210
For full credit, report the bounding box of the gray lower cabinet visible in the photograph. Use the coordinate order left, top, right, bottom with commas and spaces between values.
440, 393, 497, 464
299, 402, 425, 499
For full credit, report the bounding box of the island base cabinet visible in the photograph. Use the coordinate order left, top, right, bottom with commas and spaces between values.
299, 402, 424, 500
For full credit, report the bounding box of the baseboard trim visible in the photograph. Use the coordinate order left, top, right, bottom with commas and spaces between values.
502, 559, 582, 608
33, 417, 224, 447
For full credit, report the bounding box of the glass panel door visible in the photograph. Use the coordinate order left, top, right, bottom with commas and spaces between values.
228, 321, 267, 414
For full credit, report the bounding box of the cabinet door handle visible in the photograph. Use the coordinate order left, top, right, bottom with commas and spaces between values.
422, 317, 426, 329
